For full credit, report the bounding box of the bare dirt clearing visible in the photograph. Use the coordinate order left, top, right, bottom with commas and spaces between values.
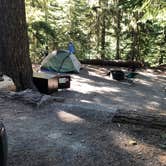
56, 65, 166, 113
0, 65, 166, 166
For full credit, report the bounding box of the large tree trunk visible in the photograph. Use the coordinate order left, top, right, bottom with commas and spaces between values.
0, 0, 34, 91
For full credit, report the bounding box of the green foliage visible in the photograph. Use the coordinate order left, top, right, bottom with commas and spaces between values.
25, 0, 166, 66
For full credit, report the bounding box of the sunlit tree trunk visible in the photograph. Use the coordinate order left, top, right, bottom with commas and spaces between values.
0, 0, 34, 91
100, 0, 109, 60
159, 54, 163, 65
159, 28, 165, 65
130, 11, 140, 61
130, 28, 136, 61
101, 7, 106, 59
96, 9, 100, 54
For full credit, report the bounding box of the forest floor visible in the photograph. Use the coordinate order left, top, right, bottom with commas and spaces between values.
0, 65, 166, 166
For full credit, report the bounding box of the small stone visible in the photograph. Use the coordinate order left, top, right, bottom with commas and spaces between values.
81, 140, 85, 143
68, 132, 73, 135
129, 140, 137, 145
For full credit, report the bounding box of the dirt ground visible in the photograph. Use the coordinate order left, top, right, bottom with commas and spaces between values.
0, 65, 166, 166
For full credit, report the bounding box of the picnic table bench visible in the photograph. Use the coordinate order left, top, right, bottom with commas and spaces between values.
33, 72, 71, 94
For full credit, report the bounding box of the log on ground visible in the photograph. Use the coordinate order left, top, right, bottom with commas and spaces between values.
112, 109, 166, 129
80, 59, 142, 68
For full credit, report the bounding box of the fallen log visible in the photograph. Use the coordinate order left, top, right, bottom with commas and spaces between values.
80, 59, 142, 68
112, 109, 166, 129
151, 64, 166, 71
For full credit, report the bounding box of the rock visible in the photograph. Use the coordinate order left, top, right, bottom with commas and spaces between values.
81, 140, 85, 143
67, 132, 73, 135
129, 140, 137, 146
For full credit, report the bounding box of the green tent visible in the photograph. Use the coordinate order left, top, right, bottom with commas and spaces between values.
41, 50, 81, 73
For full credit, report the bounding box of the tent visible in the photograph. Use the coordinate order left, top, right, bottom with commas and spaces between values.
41, 50, 81, 73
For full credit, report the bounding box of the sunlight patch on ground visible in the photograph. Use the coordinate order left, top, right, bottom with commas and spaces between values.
89, 71, 111, 81
111, 129, 166, 165
146, 101, 160, 110
134, 91, 145, 97
17, 116, 28, 120
47, 132, 88, 152
80, 99, 94, 104
159, 113, 166, 116
57, 111, 84, 123
48, 132, 62, 139
149, 101, 160, 106
158, 155, 166, 165
71, 76, 121, 94
72, 83, 98, 94
70, 142, 87, 151
139, 71, 158, 78
137, 79, 153, 86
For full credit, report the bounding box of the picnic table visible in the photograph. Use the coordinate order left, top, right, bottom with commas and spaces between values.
33, 72, 71, 94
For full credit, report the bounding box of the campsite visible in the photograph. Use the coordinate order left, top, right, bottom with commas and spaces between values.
0, 0, 166, 166
0, 64, 166, 166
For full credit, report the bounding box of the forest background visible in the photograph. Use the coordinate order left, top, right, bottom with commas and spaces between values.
25, 0, 166, 66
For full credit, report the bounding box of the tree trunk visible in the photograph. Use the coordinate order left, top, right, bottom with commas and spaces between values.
159, 54, 164, 65
115, 8, 121, 60
130, 11, 140, 61
96, 9, 100, 54
0, 0, 34, 91
130, 28, 136, 61
101, 12, 106, 59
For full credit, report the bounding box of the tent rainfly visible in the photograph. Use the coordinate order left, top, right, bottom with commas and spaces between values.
41, 50, 81, 73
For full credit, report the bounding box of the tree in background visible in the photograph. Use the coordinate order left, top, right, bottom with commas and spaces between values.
0, 0, 34, 91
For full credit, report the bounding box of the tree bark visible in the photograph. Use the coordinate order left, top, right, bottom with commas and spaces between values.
101, 11, 106, 59
159, 54, 164, 65
115, 8, 121, 60
0, 0, 34, 91
130, 11, 140, 61
130, 28, 137, 61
